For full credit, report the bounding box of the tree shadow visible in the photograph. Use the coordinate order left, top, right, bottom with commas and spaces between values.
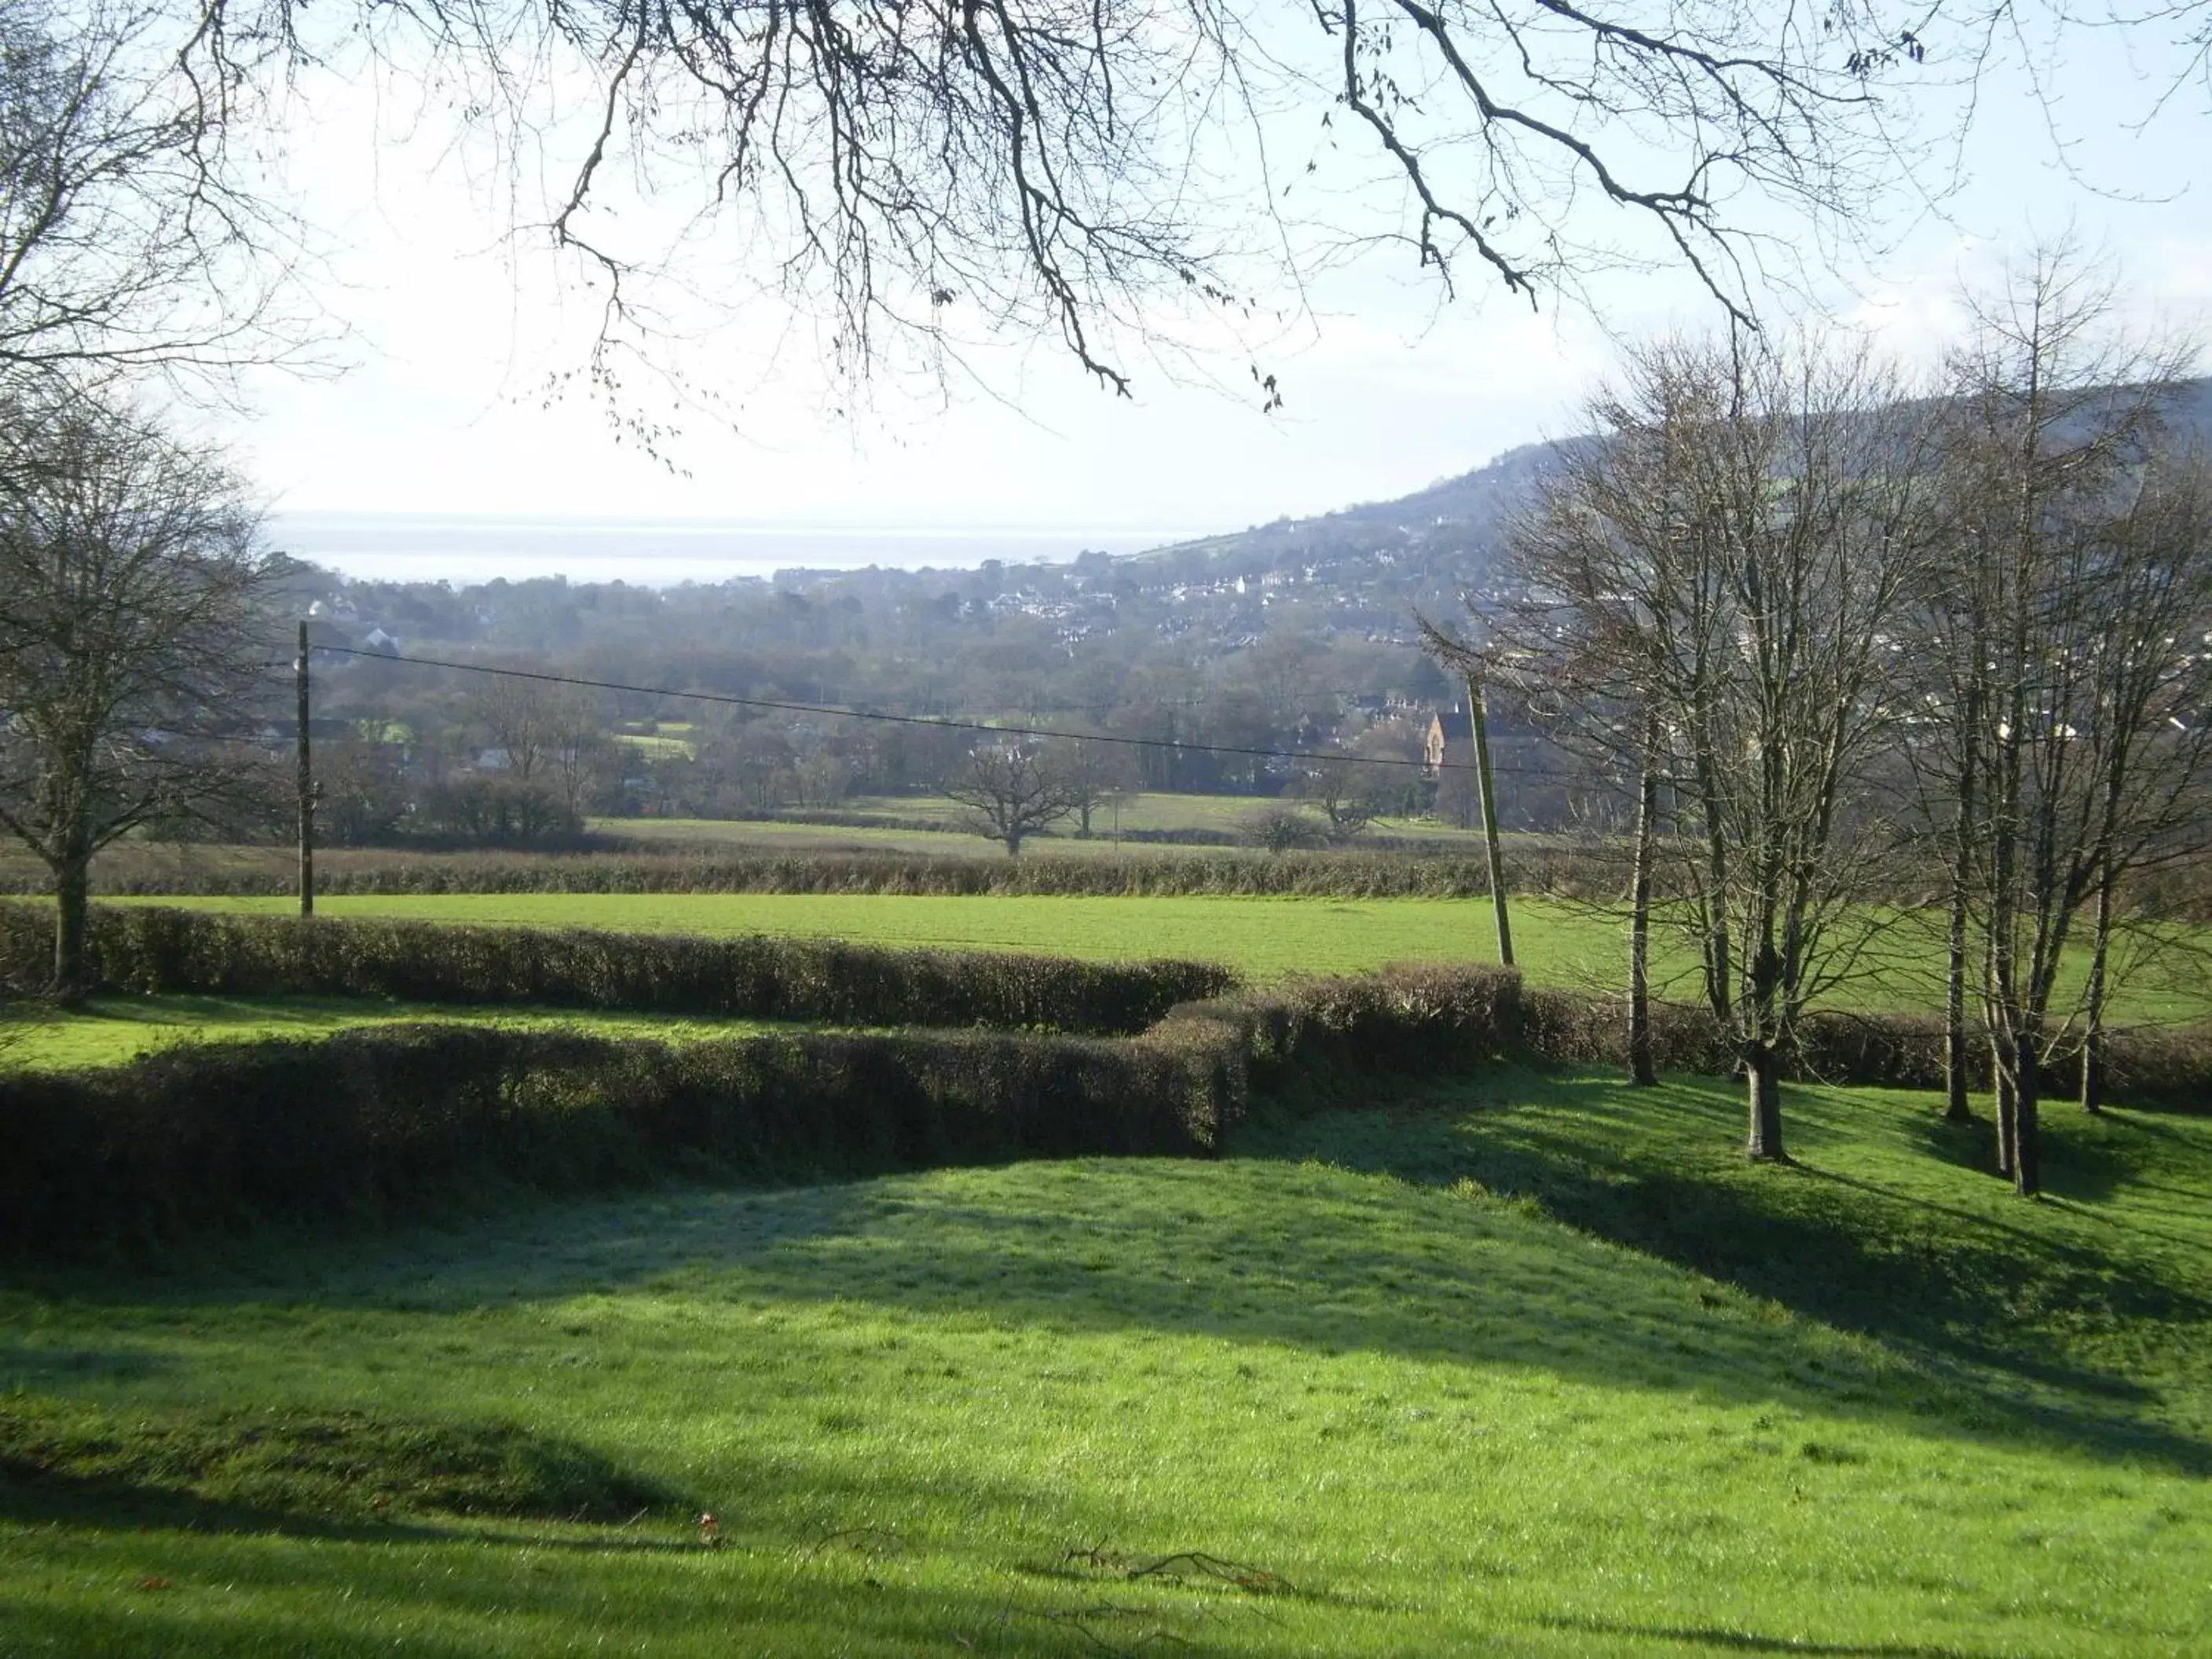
1533, 1614, 1992, 1658
1, 1438, 1295, 1658
0, 1457, 456, 1544
0, 1399, 693, 1546
14, 1067, 2209, 1486
1262, 1067, 2210, 1470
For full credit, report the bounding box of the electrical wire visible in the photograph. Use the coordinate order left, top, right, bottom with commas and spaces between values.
313, 644, 1550, 778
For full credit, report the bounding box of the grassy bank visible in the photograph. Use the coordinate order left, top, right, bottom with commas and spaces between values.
2, 1072, 2205, 1654
108, 891, 2212, 1022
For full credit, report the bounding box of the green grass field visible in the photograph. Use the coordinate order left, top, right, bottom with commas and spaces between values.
4, 1072, 2206, 1654
0, 998, 801, 1075
117, 891, 2212, 1023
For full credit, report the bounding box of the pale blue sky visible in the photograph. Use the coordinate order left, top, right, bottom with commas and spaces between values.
229, 15, 2211, 540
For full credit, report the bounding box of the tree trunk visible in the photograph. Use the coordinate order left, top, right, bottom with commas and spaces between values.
1004, 832, 1022, 856
1743, 1043, 1785, 1162
2012, 1034, 2042, 1197
1994, 1053, 2017, 1181
51, 852, 91, 1008
1628, 739, 1659, 1087
1944, 676, 1979, 1122
2081, 873, 2113, 1115
1943, 884, 1974, 1122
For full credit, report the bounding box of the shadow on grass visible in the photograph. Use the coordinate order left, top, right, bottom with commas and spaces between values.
0, 1558, 1272, 1659
0, 1457, 458, 1545
1534, 1614, 1987, 1658
1265, 1067, 2211, 1469
16, 1064, 2210, 1487
0, 1440, 1294, 1659
0, 1398, 690, 1546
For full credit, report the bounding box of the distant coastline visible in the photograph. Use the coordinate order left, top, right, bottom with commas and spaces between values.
269, 513, 1209, 586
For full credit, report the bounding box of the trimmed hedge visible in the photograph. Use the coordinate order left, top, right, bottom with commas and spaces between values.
0, 1023, 1225, 1257
8, 945, 2203, 1258
0, 963, 1532, 1258
1521, 987, 2211, 1109
0, 846, 1594, 901
0, 903, 1231, 1036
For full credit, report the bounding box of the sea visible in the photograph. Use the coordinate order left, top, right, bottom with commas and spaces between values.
269, 514, 1210, 587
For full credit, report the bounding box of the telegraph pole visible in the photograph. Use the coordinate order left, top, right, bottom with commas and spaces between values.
296, 621, 315, 917
1465, 670, 1513, 968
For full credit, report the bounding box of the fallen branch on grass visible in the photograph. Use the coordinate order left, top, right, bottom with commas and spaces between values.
1064, 1543, 1291, 1595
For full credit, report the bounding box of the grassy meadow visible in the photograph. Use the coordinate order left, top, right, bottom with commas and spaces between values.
3, 1072, 2207, 1654
111, 890, 2212, 1023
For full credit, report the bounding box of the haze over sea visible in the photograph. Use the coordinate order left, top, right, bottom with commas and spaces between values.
272, 513, 1208, 586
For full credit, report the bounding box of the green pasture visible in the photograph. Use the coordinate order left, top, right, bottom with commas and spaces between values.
119, 892, 2212, 1022
611, 733, 697, 760
4, 1073, 2207, 1654
0, 998, 794, 1075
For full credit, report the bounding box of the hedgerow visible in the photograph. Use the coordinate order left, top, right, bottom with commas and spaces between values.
0, 1024, 1220, 1256
1519, 987, 2212, 1108
0, 846, 1591, 900
0, 902, 1229, 1035
5, 914, 2202, 1258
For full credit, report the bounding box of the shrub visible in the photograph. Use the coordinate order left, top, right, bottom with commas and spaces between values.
0, 1023, 1227, 1258
0, 903, 1232, 1035
1142, 963, 1529, 1126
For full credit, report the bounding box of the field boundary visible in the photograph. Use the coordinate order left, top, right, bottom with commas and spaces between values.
7, 907, 2204, 1258
0, 847, 1591, 900
0, 902, 1230, 1035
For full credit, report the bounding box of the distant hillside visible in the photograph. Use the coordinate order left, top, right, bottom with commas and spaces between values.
1134, 374, 2212, 592
1123, 436, 1580, 619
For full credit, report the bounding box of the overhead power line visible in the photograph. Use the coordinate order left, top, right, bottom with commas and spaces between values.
317, 645, 1551, 778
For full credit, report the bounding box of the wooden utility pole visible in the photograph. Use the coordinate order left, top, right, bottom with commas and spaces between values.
1628, 712, 1661, 1086
295, 620, 314, 917
1464, 671, 1514, 967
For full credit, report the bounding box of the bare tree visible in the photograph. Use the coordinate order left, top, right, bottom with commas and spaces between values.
317, 730, 408, 845
19, 0, 2201, 435
2071, 457, 2212, 1113
0, 0, 315, 389
1507, 334, 1939, 1159
943, 738, 1078, 855
0, 384, 279, 1000
544, 694, 617, 819
467, 672, 558, 783
720, 721, 797, 815
1912, 253, 2207, 1192
166, 0, 1961, 419
1049, 730, 1137, 837
1294, 747, 1391, 840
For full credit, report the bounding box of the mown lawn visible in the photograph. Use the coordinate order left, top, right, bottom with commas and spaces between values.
121, 891, 2212, 1022
1, 1073, 2205, 1654
0, 997, 797, 1074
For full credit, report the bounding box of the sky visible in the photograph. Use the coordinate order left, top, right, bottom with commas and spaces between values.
228, 11, 2212, 547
